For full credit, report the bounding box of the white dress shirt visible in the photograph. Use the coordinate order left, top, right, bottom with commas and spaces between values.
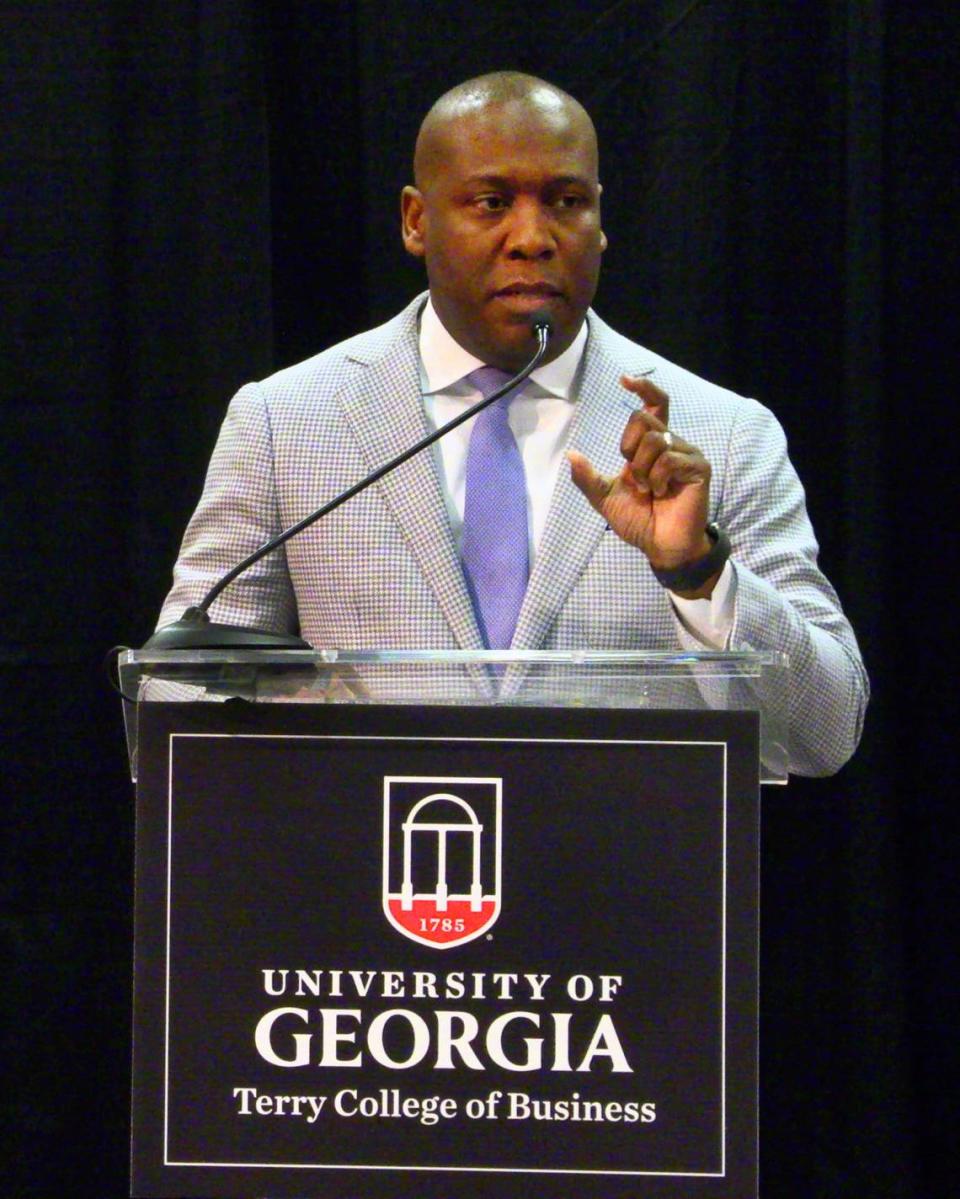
418, 299, 734, 648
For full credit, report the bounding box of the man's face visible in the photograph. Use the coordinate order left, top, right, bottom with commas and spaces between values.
401, 99, 607, 371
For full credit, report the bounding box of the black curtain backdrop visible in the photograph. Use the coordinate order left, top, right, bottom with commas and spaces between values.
1, 2, 955, 1195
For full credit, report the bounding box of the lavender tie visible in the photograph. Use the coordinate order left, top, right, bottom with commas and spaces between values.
461, 366, 529, 649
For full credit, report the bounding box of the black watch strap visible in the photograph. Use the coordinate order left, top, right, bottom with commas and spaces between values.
651, 524, 731, 592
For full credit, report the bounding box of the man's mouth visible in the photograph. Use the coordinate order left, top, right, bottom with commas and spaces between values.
493, 282, 563, 298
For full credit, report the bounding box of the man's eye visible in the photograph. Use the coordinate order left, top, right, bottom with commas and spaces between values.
476, 195, 509, 211
556, 193, 587, 208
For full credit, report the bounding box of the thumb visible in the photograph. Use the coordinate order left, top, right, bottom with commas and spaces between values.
567, 449, 613, 515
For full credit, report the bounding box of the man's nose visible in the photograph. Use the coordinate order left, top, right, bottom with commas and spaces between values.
504, 200, 556, 258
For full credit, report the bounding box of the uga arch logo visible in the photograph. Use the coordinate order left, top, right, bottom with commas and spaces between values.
383, 776, 502, 949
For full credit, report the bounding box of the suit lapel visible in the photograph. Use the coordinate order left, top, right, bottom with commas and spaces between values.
512, 318, 655, 651
334, 305, 484, 650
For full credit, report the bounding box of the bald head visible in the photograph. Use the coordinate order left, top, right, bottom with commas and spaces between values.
413, 72, 598, 190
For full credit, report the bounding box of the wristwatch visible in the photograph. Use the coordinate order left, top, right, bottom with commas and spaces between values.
651, 524, 731, 592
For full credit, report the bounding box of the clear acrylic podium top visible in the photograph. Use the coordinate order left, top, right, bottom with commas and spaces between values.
119, 647, 789, 784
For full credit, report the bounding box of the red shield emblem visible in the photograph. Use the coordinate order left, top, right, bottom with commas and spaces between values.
383, 776, 502, 949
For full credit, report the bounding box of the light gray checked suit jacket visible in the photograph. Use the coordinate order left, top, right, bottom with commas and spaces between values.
159, 295, 868, 776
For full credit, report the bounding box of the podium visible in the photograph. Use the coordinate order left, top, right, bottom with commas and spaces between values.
120, 648, 788, 1199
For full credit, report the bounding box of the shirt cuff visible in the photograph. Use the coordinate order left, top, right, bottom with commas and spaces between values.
668, 559, 736, 649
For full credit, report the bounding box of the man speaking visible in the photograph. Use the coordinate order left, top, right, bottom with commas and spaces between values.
157, 71, 868, 777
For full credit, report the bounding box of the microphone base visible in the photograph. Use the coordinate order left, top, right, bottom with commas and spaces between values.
141, 608, 310, 651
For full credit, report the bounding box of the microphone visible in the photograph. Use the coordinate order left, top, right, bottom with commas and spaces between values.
529, 311, 553, 339
142, 313, 554, 650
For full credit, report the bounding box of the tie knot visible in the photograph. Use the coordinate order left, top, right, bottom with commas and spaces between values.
467, 366, 525, 404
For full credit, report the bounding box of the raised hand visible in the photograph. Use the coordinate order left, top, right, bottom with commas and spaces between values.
568, 375, 718, 593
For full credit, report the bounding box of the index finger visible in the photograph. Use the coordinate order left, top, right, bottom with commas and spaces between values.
620, 375, 670, 427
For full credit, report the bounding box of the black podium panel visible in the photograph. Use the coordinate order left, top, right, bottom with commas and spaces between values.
132, 701, 759, 1197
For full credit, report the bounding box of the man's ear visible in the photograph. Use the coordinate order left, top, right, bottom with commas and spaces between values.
401, 186, 426, 258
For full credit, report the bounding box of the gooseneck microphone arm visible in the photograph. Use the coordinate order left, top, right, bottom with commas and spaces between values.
200, 317, 553, 615
142, 314, 554, 650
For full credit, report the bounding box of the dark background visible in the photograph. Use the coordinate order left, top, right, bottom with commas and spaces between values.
1, 2, 955, 1195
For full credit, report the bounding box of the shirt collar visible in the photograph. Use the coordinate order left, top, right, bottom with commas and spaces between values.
419, 297, 587, 400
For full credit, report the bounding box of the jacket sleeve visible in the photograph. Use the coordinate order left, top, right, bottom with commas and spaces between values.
675, 398, 869, 776
156, 382, 299, 635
